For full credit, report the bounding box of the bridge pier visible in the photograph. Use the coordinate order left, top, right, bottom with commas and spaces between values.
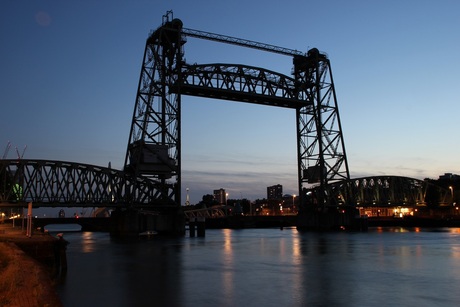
188, 217, 205, 237
110, 207, 185, 237
296, 207, 367, 231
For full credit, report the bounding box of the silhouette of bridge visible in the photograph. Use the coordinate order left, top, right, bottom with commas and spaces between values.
0, 159, 449, 209
0, 159, 173, 208
0, 12, 451, 232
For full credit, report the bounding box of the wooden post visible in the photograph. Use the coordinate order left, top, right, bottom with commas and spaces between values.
26, 202, 32, 237
197, 216, 205, 237
189, 217, 196, 237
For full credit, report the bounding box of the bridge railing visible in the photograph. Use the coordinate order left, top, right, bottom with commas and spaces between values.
183, 205, 227, 219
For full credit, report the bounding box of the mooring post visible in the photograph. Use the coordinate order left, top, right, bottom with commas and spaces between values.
189, 217, 196, 237
26, 202, 32, 237
197, 216, 205, 237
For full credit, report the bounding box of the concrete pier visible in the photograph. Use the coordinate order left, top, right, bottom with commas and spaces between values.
296, 207, 367, 231
110, 207, 186, 237
187, 217, 206, 237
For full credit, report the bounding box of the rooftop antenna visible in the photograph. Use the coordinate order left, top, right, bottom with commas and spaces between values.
2, 141, 11, 159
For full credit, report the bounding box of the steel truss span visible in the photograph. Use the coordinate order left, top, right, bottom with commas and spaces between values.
0, 160, 174, 207
125, 12, 349, 207
324, 176, 450, 207
175, 64, 304, 108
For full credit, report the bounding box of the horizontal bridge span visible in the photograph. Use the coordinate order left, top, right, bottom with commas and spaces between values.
172, 63, 309, 108
0, 159, 176, 208
325, 175, 450, 207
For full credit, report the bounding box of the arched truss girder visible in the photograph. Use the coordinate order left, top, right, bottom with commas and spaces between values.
323, 175, 450, 207
0, 159, 175, 207
172, 63, 307, 108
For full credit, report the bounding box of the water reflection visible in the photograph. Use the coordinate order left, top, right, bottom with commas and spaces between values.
81, 232, 96, 253
221, 229, 234, 304
57, 228, 460, 307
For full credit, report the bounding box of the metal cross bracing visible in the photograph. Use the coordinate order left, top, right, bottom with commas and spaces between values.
124, 16, 184, 207
1, 159, 450, 209
124, 11, 350, 208
0, 159, 171, 207
325, 175, 450, 207
183, 205, 227, 219
175, 63, 304, 108
293, 49, 350, 207
1, 14, 451, 214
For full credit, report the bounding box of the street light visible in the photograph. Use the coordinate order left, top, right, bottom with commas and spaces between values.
292, 194, 296, 213
449, 186, 454, 204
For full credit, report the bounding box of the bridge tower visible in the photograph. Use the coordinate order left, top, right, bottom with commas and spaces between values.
124, 11, 350, 214
124, 12, 184, 206
293, 49, 350, 208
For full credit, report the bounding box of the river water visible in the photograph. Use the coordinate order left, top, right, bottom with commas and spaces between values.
55, 227, 460, 307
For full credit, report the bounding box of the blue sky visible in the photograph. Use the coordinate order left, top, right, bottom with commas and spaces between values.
1, 0, 459, 207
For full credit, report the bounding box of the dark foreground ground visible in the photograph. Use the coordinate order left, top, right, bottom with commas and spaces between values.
0, 224, 63, 307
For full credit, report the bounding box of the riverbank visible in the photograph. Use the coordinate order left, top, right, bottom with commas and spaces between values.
0, 224, 63, 307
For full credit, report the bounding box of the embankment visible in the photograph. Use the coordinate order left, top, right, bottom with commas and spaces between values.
0, 224, 64, 306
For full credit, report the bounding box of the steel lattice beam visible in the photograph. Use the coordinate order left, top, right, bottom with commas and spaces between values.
0, 159, 173, 207
181, 28, 305, 57
172, 63, 305, 108
325, 176, 450, 207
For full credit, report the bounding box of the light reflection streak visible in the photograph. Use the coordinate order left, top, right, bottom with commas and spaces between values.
290, 229, 302, 302
81, 232, 95, 253
221, 229, 234, 303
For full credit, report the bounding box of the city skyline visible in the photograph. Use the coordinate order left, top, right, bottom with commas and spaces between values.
1, 1, 460, 206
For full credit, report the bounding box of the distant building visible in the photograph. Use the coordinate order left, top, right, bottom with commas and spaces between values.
213, 188, 227, 205
267, 184, 283, 199
439, 173, 460, 181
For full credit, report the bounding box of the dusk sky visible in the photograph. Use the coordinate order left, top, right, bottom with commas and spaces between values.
1, 1, 460, 207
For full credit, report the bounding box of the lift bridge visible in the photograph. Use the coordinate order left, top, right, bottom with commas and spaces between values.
0, 12, 450, 232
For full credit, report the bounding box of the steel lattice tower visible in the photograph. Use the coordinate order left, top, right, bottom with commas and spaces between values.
125, 12, 350, 209
124, 15, 184, 206
293, 49, 350, 208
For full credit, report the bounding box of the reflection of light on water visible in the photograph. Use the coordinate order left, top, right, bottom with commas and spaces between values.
290, 229, 302, 302
392, 227, 409, 233
222, 229, 234, 303
451, 246, 460, 260
223, 229, 232, 257
82, 232, 96, 253
45, 224, 82, 232
448, 228, 460, 234
291, 230, 301, 265
448, 229, 460, 261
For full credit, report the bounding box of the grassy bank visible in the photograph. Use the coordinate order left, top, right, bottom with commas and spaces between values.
0, 242, 62, 306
